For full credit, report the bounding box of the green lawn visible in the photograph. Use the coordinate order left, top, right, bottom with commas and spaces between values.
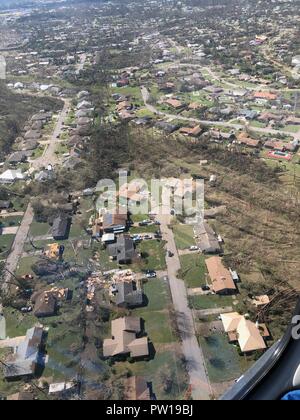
98, 249, 119, 271
0, 215, 22, 228
199, 333, 243, 383
284, 125, 300, 133
141, 278, 169, 311
173, 224, 195, 250
113, 277, 188, 400
29, 222, 51, 237
189, 294, 233, 310
129, 225, 157, 234
16, 255, 39, 277
0, 234, 15, 253
113, 350, 188, 400
136, 240, 167, 271
179, 254, 207, 288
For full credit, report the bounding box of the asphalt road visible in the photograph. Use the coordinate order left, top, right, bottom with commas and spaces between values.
31, 99, 70, 171
2, 101, 70, 288
157, 212, 212, 400
2, 203, 34, 288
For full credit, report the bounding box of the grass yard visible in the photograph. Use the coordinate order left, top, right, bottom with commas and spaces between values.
16, 255, 39, 277
189, 294, 233, 310
113, 277, 188, 400
173, 224, 195, 250
0, 215, 23, 228
98, 248, 119, 271
0, 234, 15, 253
113, 349, 188, 400
284, 125, 300, 133
179, 254, 207, 288
141, 278, 169, 311
129, 225, 158, 234
136, 240, 167, 271
199, 333, 243, 383
29, 222, 51, 237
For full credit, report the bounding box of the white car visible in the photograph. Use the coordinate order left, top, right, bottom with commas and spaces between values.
190, 246, 199, 251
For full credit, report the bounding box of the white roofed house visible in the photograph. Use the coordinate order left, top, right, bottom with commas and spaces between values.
0, 169, 26, 184
2, 326, 46, 380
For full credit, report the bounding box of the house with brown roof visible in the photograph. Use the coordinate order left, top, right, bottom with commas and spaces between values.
179, 125, 202, 137
237, 133, 261, 148
124, 376, 151, 400
205, 256, 237, 295
164, 98, 184, 109
102, 212, 128, 234
103, 317, 149, 359
253, 91, 277, 101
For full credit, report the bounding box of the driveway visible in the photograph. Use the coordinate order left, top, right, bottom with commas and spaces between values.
157, 213, 212, 400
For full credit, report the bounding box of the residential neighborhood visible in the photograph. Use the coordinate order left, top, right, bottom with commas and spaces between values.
0, 0, 299, 402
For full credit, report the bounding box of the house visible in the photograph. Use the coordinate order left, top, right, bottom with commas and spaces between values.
188, 102, 203, 111
164, 98, 184, 109
285, 117, 300, 125
253, 91, 277, 101
258, 112, 282, 123
118, 181, 148, 205
239, 110, 258, 120
77, 100, 92, 110
8, 151, 29, 164
220, 313, 267, 353
112, 281, 143, 308
108, 234, 136, 264
124, 376, 151, 400
264, 140, 285, 151
3, 327, 45, 380
24, 130, 41, 140
205, 256, 237, 295
237, 133, 261, 148
103, 317, 149, 359
52, 215, 70, 240
155, 121, 179, 134
196, 221, 221, 254
0, 169, 25, 184
31, 291, 57, 318
179, 125, 202, 137
102, 212, 128, 234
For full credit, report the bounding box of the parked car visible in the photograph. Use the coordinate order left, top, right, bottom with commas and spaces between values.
190, 246, 199, 251
201, 285, 210, 292
146, 270, 157, 278
168, 251, 174, 257
21, 306, 33, 313
144, 235, 153, 240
